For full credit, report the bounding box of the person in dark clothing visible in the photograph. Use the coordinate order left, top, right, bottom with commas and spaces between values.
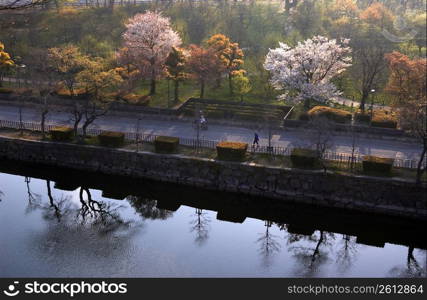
253, 132, 259, 146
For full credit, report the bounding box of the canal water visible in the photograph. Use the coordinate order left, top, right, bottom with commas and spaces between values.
0, 161, 426, 278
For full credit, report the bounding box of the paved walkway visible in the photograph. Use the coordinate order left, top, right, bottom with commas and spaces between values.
330, 96, 392, 111
0, 103, 423, 161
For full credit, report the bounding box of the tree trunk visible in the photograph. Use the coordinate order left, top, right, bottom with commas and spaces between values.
150, 67, 156, 95
200, 80, 205, 98
416, 146, 427, 185
360, 89, 369, 113
73, 107, 82, 138
82, 121, 90, 141
41, 109, 48, 140
228, 73, 233, 95
215, 77, 221, 88
150, 78, 156, 95
174, 80, 179, 103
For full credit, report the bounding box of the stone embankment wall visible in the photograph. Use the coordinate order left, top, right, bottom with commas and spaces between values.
0, 136, 425, 220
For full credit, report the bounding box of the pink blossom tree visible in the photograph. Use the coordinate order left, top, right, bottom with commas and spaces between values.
264, 36, 352, 105
122, 11, 181, 95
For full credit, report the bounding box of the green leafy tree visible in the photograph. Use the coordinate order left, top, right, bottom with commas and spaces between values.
232, 72, 252, 102
165, 47, 188, 103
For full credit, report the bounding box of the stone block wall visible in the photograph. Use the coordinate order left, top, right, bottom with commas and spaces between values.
0, 136, 425, 220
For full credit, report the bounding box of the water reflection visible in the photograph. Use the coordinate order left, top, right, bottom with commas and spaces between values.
256, 221, 281, 268
128, 196, 173, 220
0, 160, 426, 277
287, 231, 335, 277
335, 235, 359, 274
389, 247, 427, 278
189, 208, 211, 246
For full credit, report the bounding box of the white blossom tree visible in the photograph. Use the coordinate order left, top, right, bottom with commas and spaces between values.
264, 36, 352, 104
122, 11, 181, 95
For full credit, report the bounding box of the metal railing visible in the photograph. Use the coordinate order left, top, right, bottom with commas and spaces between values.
1, 119, 425, 170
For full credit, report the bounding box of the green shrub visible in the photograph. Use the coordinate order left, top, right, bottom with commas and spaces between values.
354, 113, 371, 124
50, 126, 74, 141
0, 87, 13, 94
98, 131, 125, 147
290, 148, 318, 168
216, 141, 248, 161
154, 136, 179, 153
308, 106, 352, 123
362, 156, 394, 174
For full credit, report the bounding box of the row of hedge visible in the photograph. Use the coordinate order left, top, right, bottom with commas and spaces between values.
289, 147, 395, 174
49, 127, 125, 147
47, 128, 395, 175
306, 106, 352, 124
354, 111, 398, 129
299, 106, 398, 129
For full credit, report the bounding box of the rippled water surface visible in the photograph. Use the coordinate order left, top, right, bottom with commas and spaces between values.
0, 167, 426, 278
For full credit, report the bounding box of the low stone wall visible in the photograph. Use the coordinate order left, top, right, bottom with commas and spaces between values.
0, 136, 425, 220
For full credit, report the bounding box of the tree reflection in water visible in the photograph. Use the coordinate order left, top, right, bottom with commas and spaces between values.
335, 235, 359, 274
189, 208, 211, 246
256, 221, 281, 268
24, 177, 41, 213
389, 247, 427, 278
21, 178, 141, 276
287, 230, 335, 277
127, 196, 174, 220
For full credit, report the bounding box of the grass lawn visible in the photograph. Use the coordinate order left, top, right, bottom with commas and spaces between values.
133, 78, 282, 108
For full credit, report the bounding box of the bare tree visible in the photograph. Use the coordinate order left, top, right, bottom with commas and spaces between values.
287, 230, 335, 277
189, 208, 211, 246
307, 117, 334, 173
0, 0, 50, 10
389, 246, 426, 277
256, 220, 281, 268
46, 180, 61, 222
336, 235, 359, 274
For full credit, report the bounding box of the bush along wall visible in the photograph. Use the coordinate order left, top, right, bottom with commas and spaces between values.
354, 113, 371, 124
371, 111, 398, 129
98, 131, 125, 147
308, 106, 352, 124
362, 156, 395, 174
216, 141, 248, 161
50, 126, 74, 142
154, 136, 179, 153
0, 87, 13, 94
290, 148, 319, 168
371, 119, 398, 129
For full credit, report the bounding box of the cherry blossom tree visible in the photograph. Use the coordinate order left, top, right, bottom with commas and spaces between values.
264, 36, 352, 105
122, 11, 181, 95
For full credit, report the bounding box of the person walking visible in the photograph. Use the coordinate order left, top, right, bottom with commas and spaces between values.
253, 132, 259, 147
